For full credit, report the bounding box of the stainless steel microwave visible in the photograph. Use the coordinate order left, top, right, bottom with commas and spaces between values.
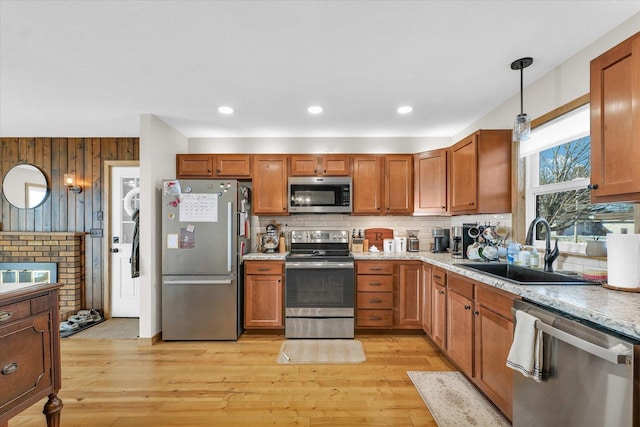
288, 177, 352, 214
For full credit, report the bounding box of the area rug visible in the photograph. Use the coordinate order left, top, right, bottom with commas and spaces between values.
60, 318, 105, 338
277, 339, 366, 364
408, 371, 510, 427
67, 318, 139, 339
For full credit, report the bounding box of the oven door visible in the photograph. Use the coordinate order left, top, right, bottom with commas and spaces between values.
285, 261, 355, 317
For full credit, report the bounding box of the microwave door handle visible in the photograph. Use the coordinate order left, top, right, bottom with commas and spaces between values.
228, 201, 232, 272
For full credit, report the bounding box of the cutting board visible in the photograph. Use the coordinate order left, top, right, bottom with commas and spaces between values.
364, 228, 393, 251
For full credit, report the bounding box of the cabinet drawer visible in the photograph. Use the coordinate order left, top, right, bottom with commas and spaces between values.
245, 261, 284, 275
356, 262, 394, 275
432, 267, 447, 287
476, 284, 518, 319
356, 275, 393, 292
448, 274, 474, 299
356, 309, 393, 327
0, 312, 52, 409
357, 292, 393, 309
0, 300, 31, 324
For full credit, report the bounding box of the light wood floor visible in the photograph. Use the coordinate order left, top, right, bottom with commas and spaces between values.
10, 334, 456, 427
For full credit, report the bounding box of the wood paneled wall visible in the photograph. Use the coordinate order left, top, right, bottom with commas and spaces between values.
0, 138, 139, 311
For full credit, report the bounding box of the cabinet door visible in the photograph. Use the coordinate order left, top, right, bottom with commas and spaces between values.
474, 305, 514, 420
216, 154, 251, 177
476, 130, 512, 213
385, 155, 413, 215
447, 289, 474, 377
421, 264, 432, 335
395, 263, 421, 328
431, 283, 447, 349
290, 155, 319, 176
321, 154, 350, 176
352, 155, 384, 214
590, 32, 640, 203
414, 150, 447, 215
176, 154, 214, 178
252, 155, 288, 215
244, 274, 283, 328
450, 135, 478, 213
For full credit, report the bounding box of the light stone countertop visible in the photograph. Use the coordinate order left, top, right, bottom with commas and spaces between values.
243, 250, 640, 340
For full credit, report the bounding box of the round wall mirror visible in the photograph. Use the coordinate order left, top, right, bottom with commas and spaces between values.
2, 164, 49, 209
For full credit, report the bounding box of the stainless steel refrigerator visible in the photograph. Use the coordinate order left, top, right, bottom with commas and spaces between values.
161, 179, 251, 340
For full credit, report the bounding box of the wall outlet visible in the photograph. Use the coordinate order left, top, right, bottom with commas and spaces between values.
90, 228, 103, 238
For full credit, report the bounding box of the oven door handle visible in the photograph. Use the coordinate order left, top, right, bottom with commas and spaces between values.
285, 262, 354, 269
512, 308, 630, 364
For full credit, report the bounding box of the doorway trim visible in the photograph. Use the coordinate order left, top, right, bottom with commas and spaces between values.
102, 160, 140, 319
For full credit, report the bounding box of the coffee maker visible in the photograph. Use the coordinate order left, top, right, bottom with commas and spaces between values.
431, 228, 450, 253
461, 223, 477, 259
451, 226, 463, 258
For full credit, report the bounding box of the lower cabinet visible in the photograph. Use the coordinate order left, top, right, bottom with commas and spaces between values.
446, 274, 474, 377
420, 264, 432, 335
430, 267, 447, 349
244, 261, 284, 329
356, 260, 422, 330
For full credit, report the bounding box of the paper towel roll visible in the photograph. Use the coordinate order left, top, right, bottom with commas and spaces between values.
607, 234, 640, 289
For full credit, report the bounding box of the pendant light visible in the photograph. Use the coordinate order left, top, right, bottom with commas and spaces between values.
511, 57, 533, 142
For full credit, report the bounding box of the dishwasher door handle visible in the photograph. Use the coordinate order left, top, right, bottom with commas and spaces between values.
164, 279, 233, 285
512, 308, 629, 365
534, 321, 628, 364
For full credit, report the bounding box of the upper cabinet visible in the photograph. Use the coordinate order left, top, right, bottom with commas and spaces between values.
252, 155, 289, 215
352, 154, 413, 215
590, 32, 640, 203
177, 154, 251, 178
449, 130, 511, 215
290, 154, 350, 176
414, 149, 448, 215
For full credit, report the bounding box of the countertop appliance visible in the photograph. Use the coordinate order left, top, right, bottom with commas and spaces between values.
512, 300, 639, 426
451, 226, 463, 258
288, 176, 352, 214
161, 179, 251, 340
461, 223, 476, 259
407, 230, 420, 252
284, 230, 355, 338
431, 227, 449, 253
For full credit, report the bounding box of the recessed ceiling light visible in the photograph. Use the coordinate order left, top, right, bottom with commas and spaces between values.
397, 106, 413, 114
308, 105, 323, 115
218, 106, 234, 115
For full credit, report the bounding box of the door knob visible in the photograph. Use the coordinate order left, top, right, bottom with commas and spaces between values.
110, 248, 119, 253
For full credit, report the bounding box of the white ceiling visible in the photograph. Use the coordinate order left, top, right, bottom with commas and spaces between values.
1, 1, 639, 139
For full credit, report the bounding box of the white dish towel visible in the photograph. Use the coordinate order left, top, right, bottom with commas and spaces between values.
506, 310, 543, 382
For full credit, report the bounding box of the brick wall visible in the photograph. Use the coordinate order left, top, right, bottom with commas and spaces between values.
0, 232, 84, 320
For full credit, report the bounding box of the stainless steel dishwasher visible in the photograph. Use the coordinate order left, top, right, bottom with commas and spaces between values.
512, 300, 639, 427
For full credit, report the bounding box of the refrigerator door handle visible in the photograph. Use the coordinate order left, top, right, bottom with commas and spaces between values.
227, 201, 233, 272
164, 279, 233, 285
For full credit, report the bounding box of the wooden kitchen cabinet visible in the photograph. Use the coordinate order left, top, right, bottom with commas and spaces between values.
430, 267, 447, 350
395, 262, 422, 329
290, 154, 350, 176
352, 155, 413, 215
252, 155, 289, 215
244, 261, 284, 329
474, 283, 517, 420
590, 31, 640, 203
421, 264, 432, 335
176, 154, 251, 178
0, 283, 63, 427
414, 149, 448, 215
446, 274, 475, 378
449, 130, 511, 214
356, 261, 394, 328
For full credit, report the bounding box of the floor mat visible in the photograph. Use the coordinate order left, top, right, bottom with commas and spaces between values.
277, 339, 366, 364
60, 318, 105, 338
407, 371, 510, 427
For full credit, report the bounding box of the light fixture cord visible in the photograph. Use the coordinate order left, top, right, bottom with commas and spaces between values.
520, 65, 524, 115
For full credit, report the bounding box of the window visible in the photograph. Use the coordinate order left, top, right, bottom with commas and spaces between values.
524, 103, 635, 253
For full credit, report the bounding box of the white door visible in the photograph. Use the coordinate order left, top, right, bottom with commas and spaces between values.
110, 167, 140, 317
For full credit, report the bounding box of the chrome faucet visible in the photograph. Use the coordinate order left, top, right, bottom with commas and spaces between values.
525, 217, 559, 272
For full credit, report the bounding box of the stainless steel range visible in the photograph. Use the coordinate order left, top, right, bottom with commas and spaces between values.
285, 230, 355, 339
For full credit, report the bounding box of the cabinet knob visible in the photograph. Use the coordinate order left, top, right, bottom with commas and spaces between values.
216, 169, 221, 174
441, 206, 446, 210
473, 310, 480, 315
587, 184, 599, 190
464, 305, 471, 310
438, 290, 445, 295
207, 169, 212, 173
1, 362, 18, 375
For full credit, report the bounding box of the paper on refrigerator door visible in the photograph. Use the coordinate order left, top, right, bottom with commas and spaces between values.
179, 193, 218, 222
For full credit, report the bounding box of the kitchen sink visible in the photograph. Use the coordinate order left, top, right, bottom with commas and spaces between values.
457, 263, 596, 285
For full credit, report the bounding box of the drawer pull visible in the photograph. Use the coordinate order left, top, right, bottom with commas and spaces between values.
433, 274, 443, 280
369, 282, 382, 286
369, 317, 382, 321
369, 268, 383, 271
369, 299, 383, 303
257, 268, 270, 271
0, 311, 12, 322
2, 362, 18, 375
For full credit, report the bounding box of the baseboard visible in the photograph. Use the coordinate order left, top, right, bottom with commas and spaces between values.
137, 331, 162, 346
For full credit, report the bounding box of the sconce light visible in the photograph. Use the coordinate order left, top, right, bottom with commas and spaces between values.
64, 174, 82, 194
511, 57, 533, 142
